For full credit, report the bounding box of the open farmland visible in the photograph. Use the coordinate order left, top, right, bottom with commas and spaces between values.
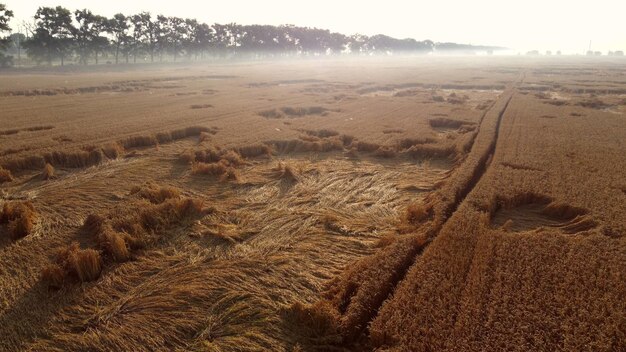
0, 57, 625, 351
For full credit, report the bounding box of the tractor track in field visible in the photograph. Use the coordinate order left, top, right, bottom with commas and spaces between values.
343, 79, 520, 346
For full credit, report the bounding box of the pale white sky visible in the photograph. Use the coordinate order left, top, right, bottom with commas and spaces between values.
4, 0, 626, 54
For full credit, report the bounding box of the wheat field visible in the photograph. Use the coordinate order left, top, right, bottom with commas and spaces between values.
0, 56, 625, 351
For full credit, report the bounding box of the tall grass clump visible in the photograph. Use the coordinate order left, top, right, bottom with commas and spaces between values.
270, 138, 343, 154
42, 149, 102, 168
1, 201, 37, 240
237, 143, 272, 158
273, 162, 300, 182
302, 129, 339, 138
403, 202, 433, 226
101, 142, 124, 159
194, 146, 222, 163
1, 125, 213, 175
155, 131, 173, 144
42, 163, 55, 180
373, 147, 397, 158
138, 197, 205, 231
0, 167, 13, 183
190, 104, 213, 109
577, 98, 610, 109
428, 117, 473, 130
42, 242, 102, 288
340, 134, 355, 146
192, 161, 240, 182
1, 155, 46, 172
44, 189, 204, 289
258, 109, 283, 118
83, 213, 106, 235
129, 183, 181, 204
280, 106, 329, 117
120, 135, 158, 149
285, 301, 341, 340
192, 161, 229, 176
397, 137, 436, 150
178, 149, 196, 164
219, 150, 245, 166
354, 141, 381, 153
198, 131, 212, 143
97, 229, 131, 262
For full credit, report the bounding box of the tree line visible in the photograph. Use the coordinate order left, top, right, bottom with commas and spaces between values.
0, 4, 499, 67
0, 3, 12, 66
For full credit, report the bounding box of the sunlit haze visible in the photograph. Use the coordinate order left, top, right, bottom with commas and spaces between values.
4, 0, 626, 54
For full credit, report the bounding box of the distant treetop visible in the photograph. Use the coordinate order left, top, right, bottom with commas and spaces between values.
0, 4, 505, 67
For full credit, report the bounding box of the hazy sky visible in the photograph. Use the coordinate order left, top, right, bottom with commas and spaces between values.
4, 0, 626, 53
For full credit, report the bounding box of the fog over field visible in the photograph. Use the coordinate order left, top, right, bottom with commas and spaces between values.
0, 2, 625, 352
